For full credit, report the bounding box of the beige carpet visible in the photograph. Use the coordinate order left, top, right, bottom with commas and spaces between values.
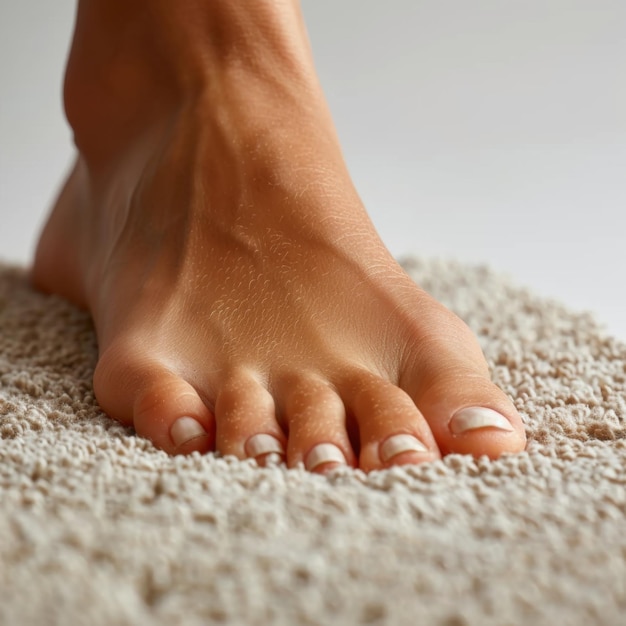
1, 258, 625, 626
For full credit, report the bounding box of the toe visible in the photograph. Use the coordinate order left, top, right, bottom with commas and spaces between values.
279, 374, 356, 473
416, 373, 525, 458
401, 321, 526, 459
133, 373, 215, 455
94, 351, 214, 455
215, 370, 286, 467
341, 371, 440, 472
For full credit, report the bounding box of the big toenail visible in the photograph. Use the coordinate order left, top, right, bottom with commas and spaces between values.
170, 416, 208, 447
380, 434, 428, 463
450, 407, 515, 434
246, 433, 285, 459
305, 443, 346, 471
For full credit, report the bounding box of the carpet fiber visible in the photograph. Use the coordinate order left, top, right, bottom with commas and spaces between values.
1, 258, 625, 626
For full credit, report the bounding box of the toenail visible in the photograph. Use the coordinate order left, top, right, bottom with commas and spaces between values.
305, 443, 346, 472
380, 434, 428, 463
170, 417, 208, 447
450, 407, 515, 435
246, 433, 285, 460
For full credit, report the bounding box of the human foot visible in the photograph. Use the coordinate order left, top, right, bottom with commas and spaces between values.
32, 0, 526, 473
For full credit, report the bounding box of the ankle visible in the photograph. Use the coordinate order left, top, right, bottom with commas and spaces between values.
63, 2, 176, 162
64, 0, 320, 161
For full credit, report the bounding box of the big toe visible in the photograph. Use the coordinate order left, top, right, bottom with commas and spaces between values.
418, 374, 525, 458
402, 327, 526, 459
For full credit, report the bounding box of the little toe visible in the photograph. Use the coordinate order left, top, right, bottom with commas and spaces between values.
215, 371, 286, 467
131, 369, 215, 455
93, 348, 215, 455
341, 372, 440, 473
280, 374, 356, 473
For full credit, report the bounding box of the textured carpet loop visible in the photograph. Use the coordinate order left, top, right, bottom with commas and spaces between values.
1, 260, 626, 626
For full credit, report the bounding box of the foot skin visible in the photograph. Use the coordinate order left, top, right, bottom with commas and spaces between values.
32, 0, 526, 473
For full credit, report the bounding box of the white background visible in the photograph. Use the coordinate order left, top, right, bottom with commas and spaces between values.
1, 1, 625, 338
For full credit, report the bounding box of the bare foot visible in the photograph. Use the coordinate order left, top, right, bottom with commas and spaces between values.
33, 0, 525, 472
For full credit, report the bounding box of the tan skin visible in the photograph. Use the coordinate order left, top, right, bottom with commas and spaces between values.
33, 0, 526, 473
